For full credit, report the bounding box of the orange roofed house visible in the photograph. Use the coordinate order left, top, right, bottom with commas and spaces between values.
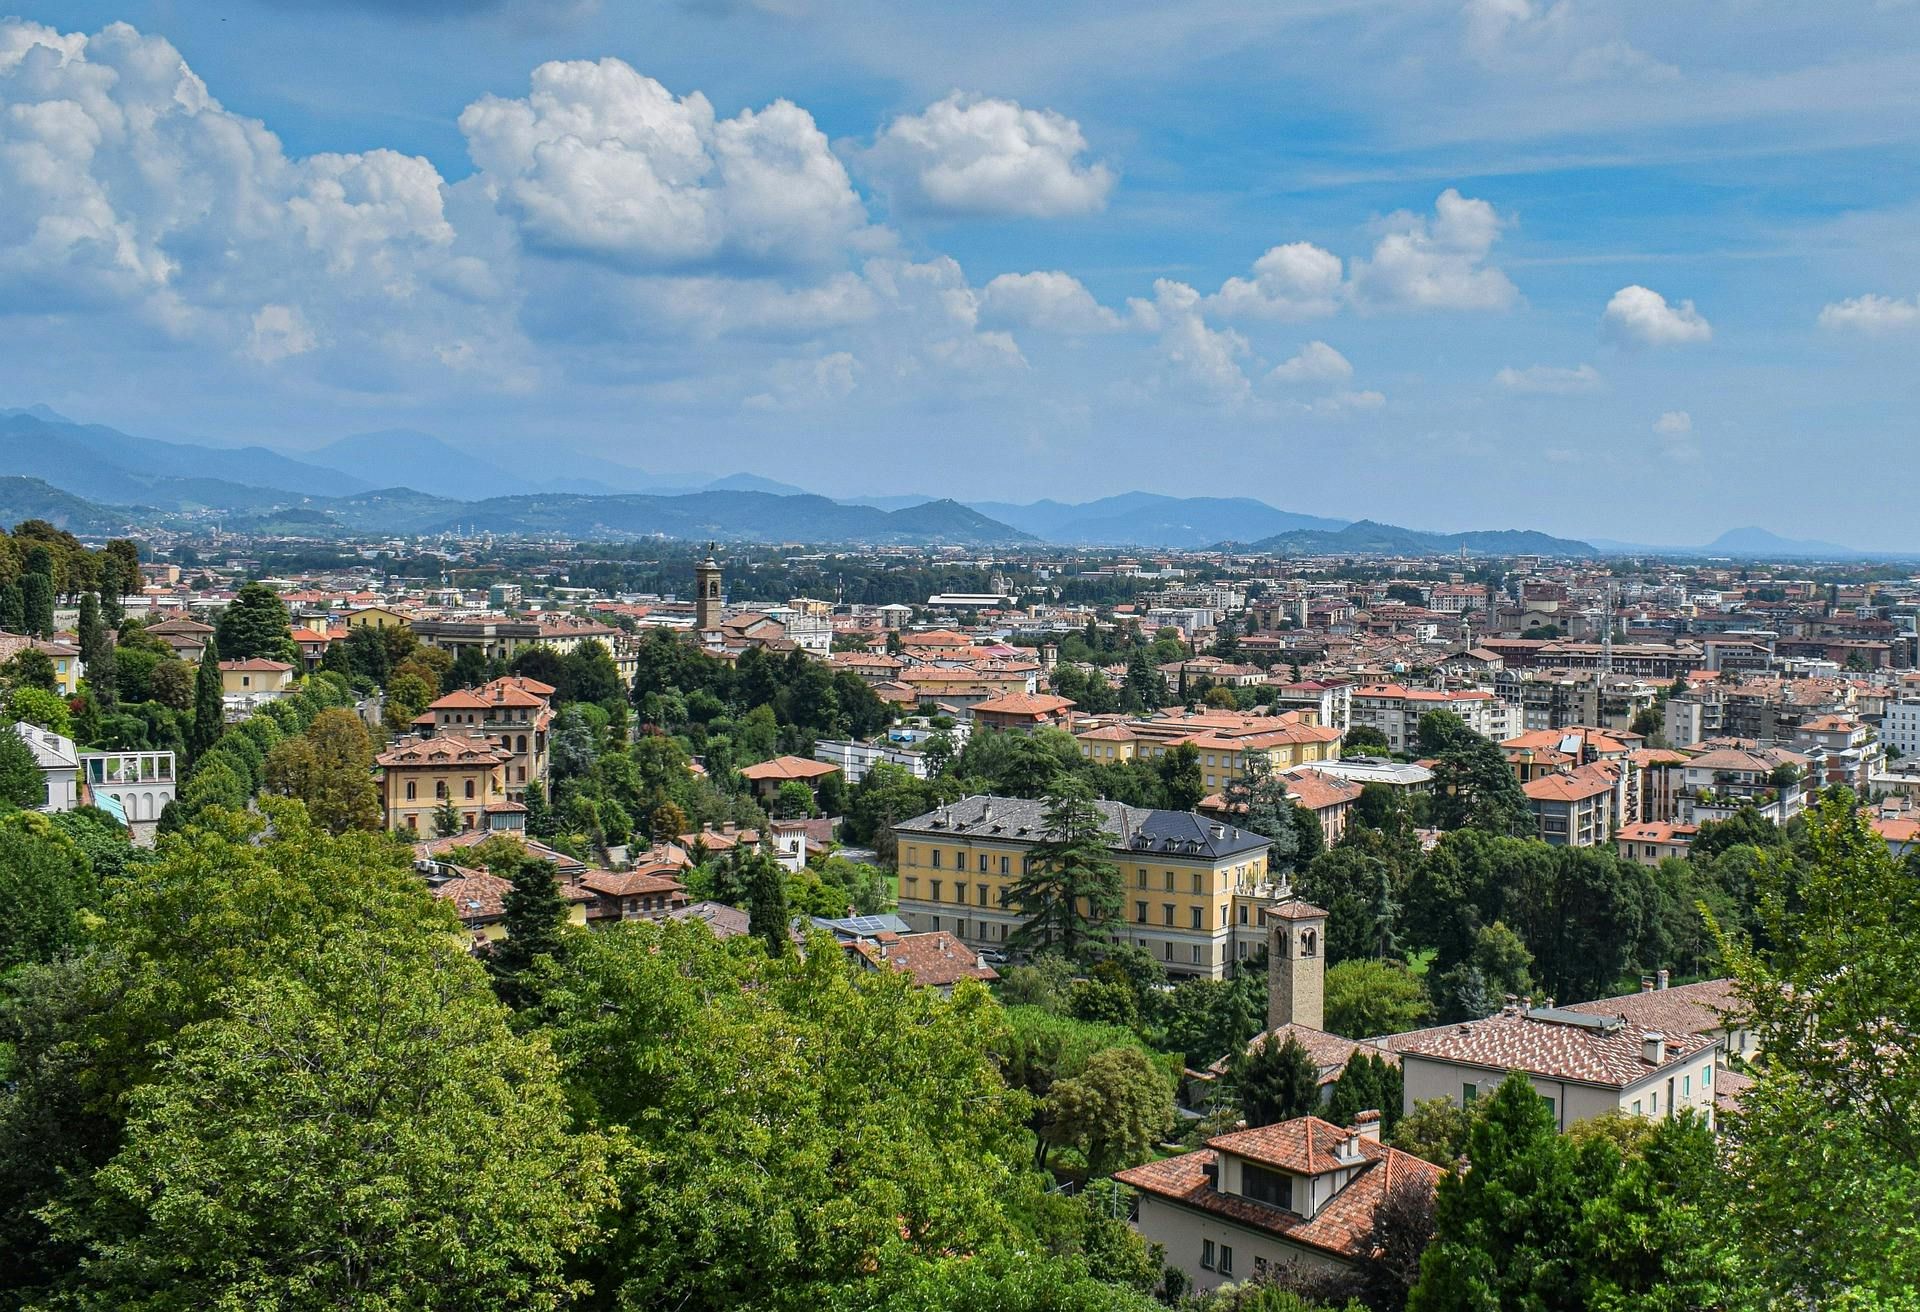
418, 675, 554, 799
1116, 1114, 1442, 1294
377, 730, 512, 834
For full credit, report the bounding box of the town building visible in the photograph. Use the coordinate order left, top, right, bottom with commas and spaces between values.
1116, 1114, 1442, 1295
376, 730, 513, 833
419, 675, 554, 800
893, 795, 1283, 979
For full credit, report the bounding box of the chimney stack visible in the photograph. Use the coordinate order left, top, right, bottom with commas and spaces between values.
1351, 1110, 1381, 1142
1656, 969, 1670, 991
1640, 975, 1656, 993
1641, 1032, 1666, 1065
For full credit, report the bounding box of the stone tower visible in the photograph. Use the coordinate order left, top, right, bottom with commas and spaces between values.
695, 546, 723, 631
1266, 899, 1329, 1031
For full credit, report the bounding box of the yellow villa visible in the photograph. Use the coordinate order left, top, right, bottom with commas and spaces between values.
376, 730, 512, 834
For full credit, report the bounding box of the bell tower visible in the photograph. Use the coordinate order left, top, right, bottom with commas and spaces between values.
695, 546, 723, 631
1266, 899, 1328, 1031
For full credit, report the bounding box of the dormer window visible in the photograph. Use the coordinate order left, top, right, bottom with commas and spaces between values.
1240, 1163, 1294, 1211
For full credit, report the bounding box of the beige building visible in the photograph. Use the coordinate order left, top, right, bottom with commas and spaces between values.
376, 730, 512, 834
1392, 1006, 1719, 1130
893, 794, 1283, 979
1116, 1114, 1443, 1295
420, 675, 555, 800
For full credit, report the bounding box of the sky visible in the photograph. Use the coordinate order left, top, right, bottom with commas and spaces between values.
1, 2, 1918, 547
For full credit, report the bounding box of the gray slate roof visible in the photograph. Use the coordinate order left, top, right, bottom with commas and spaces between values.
894, 793, 1273, 861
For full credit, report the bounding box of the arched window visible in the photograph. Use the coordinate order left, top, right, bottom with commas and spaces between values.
517, 734, 527, 753
1301, 929, 1318, 958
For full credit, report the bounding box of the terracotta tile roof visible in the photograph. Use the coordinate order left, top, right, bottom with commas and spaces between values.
1617, 821, 1697, 844
432, 869, 511, 923
1392, 1008, 1714, 1088
377, 733, 511, 768
737, 754, 841, 782
1564, 978, 1742, 1039
218, 658, 294, 672
865, 930, 998, 988
1115, 1121, 1442, 1262
971, 692, 1076, 716
577, 864, 687, 898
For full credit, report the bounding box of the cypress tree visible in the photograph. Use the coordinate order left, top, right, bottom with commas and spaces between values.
187, 639, 225, 766
488, 855, 571, 1008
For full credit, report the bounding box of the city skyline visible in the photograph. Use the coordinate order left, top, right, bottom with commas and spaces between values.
2, 3, 1918, 545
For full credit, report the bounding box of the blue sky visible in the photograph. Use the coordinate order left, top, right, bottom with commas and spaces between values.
2, 2, 1918, 545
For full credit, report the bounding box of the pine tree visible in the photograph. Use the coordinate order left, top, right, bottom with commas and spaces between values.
186, 639, 225, 766
0, 580, 23, 634
745, 849, 791, 957
0, 724, 44, 809
1007, 781, 1122, 958
1233, 1032, 1320, 1128
98, 556, 125, 627
20, 567, 53, 638
76, 592, 103, 668
488, 855, 571, 1008
432, 797, 464, 837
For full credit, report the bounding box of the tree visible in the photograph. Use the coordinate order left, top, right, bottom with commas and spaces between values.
745, 847, 792, 956
1040, 1046, 1174, 1176
186, 639, 224, 766
1325, 1051, 1405, 1134
4, 646, 56, 692
1233, 1033, 1320, 1127
1008, 781, 1122, 958
430, 796, 464, 837
48, 905, 614, 1308
488, 855, 573, 1008
146, 657, 194, 712
213, 581, 296, 663
20, 552, 53, 637
0, 813, 100, 971
1430, 920, 1534, 1023
1157, 742, 1204, 811
0, 723, 46, 810
8, 685, 71, 736
1324, 958, 1429, 1039
382, 671, 433, 734
772, 777, 815, 819
1222, 750, 1302, 877
1391, 1097, 1472, 1167
75, 592, 103, 669
262, 709, 381, 834
1419, 710, 1530, 838
1713, 790, 1920, 1304
1408, 1074, 1593, 1312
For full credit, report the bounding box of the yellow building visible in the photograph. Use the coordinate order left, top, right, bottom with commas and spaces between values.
892, 794, 1287, 980
42, 640, 83, 696
347, 605, 412, 631
1075, 711, 1344, 793
376, 731, 512, 834
218, 658, 296, 697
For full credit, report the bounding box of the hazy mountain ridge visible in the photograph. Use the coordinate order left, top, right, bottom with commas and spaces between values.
1241, 519, 1599, 556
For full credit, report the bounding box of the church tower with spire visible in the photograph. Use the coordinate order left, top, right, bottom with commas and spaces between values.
695, 546, 724, 631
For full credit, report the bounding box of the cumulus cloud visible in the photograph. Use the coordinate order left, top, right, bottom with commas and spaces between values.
245, 305, 318, 363
1818, 292, 1920, 334
1603, 285, 1711, 345
979, 271, 1123, 333
1269, 340, 1354, 384
1136, 279, 1252, 403
1208, 242, 1345, 320
460, 58, 871, 270
861, 92, 1114, 219
1495, 362, 1602, 393
1653, 409, 1692, 435
1349, 189, 1518, 312
1463, 0, 1678, 82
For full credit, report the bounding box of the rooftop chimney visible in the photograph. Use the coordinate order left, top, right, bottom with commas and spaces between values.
1640, 975, 1656, 993
1336, 1132, 1364, 1164
1656, 969, 1670, 991
1351, 1110, 1382, 1142
1642, 1032, 1666, 1065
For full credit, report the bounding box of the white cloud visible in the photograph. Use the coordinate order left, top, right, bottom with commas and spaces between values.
1208, 242, 1344, 320
1349, 189, 1518, 312
459, 58, 871, 270
1269, 340, 1354, 384
1819, 292, 1920, 333
744, 351, 859, 411
1495, 362, 1603, 393
1603, 285, 1711, 345
1653, 409, 1692, 435
979, 270, 1122, 333
861, 92, 1114, 219
1141, 279, 1251, 404
245, 304, 318, 362
1463, 0, 1679, 83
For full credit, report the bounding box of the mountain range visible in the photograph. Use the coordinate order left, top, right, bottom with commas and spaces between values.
0, 407, 1890, 556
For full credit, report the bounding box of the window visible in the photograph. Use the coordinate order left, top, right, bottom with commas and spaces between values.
464, 780, 475, 799
977, 884, 987, 907
517, 734, 527, 752
1218, 1245, 1233, 1277
1542, 1095, 1556, 1124
1162, 904, 1174, 926
1191, 944, 1203, 964
1242, 1164, 1293, 1210
1136, 901, 1148, 924
435, 781, 447, 799
1136, 869, 1147, 889
930, 880, 942, 902
1000, 856, 1010, 875
1703, 1065, 1712, 1086
1163, 871, 1174, 891
1462, 1082, 1478, 1105
1192, 872, 1203, 894
931, 850, 942, 869
405, 814, 417, 830
1190, 907, 1203, 930
1238, 905, 1248, 926
954, 851, 964, 870
979, 854, 988, 872
1632, 1099, 1643, 1116
1200, 1240, 1216, 1271
905, 878, 918, 896
954, 883, 966, 905
405, 781, 417, 800
1682, 1074, 1691, 1098
1163, 941, 1173, 961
